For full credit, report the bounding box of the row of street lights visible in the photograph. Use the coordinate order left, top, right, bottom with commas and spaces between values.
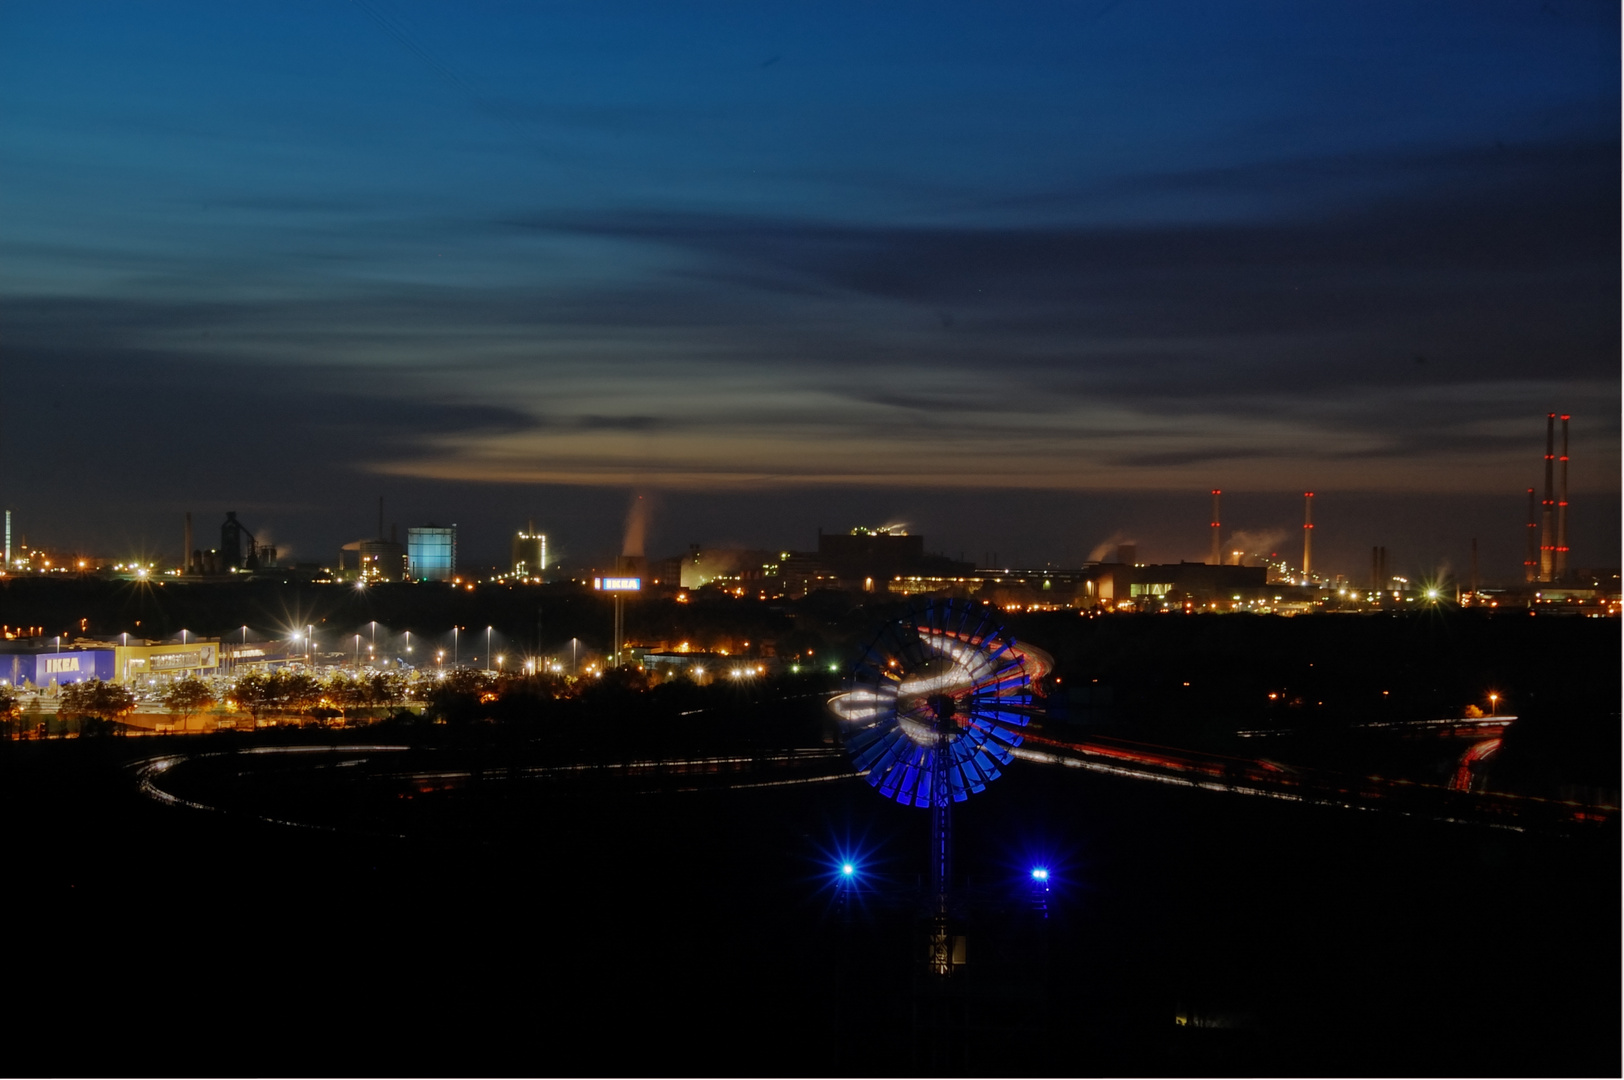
281, 624, 578, 675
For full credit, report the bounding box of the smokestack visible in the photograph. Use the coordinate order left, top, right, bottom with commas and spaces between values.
1524, 487, 1538, 583
378, 496, 384, 540
184, 512, 193, 576
3, 510, 9, 571
1302, 492, 1314, 582
1556, 414, 1569, 579
1210, 489, 1222, 566
1540, 413, 1555, 582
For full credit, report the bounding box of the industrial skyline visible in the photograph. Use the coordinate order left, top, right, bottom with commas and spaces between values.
0, 421, 1607, 588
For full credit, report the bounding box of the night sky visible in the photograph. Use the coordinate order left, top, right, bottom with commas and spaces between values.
2, 2, 1617, 575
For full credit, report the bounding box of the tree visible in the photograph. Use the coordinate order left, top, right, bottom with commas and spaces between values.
275, 671, 322, 723
424, 667, 499, 724
0, 686, 18, 739
322, 673, 367, 724
162, 678, 216, 731
362, 671, 406, 709
58, 680, 136, 736
230, 672, 276, 726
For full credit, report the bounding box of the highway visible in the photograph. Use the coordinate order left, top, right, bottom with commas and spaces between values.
1010, 725, 1613, 833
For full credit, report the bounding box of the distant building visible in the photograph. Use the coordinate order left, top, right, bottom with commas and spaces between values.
0, 638, 221, 688
407, 526, 456, 581
340, 538, 408, 582
680, 547, 775, 590
1087, 561, 1266, 605
816, 526, 974, 587
512, 531, 547, 580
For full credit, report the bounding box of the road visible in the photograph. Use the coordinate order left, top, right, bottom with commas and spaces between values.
1011, 725, 1612, 833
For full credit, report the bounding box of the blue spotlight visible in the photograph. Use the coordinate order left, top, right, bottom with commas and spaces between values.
841, 862, 856, 878
1030, 866, 1050, 882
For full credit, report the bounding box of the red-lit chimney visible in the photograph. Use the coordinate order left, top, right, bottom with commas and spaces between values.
1556, 414, 1569, 579
1524, 488, 1538, 583
1539, 413, 1555, 582
1210, 489, 1222, 566
1302, 492, 1314, 582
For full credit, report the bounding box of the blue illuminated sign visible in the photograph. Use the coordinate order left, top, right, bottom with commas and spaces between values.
594, 577, 642, 592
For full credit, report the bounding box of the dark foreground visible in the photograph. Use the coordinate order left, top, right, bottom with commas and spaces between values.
5, 735, 1617, 1077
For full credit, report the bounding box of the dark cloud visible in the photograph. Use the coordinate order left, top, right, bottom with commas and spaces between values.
525, 138, 1618, 396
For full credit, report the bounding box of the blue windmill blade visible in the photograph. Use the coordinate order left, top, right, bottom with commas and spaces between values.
875, 757, 910, 801
850, 727, 905, 774
835, 598, 1033, 808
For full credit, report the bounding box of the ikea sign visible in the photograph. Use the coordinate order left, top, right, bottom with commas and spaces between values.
593, 577, 642, 592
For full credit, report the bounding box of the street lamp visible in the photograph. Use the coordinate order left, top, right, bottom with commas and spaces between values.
453, 626, 459, 667
354, 634, 361, 670
486, 626, 493, 673
1488, 693, 1499, 716
307, 624, 314, 669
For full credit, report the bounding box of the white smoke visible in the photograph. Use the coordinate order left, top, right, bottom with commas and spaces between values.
1087, 532, 1136, 563
622, 493, 649, 558
1223, 529, 1288, 565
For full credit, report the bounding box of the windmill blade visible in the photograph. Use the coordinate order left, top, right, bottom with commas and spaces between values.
833, 597, 1033, 808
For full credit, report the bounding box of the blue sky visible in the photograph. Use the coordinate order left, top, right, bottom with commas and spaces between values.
1, 1, 1617, 573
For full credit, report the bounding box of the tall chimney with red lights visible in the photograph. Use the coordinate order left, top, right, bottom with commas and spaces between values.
1556, 414, 1569, 579
1539, 413, 1555, 582
1210, 489, 1222, 566
1302, 492, 1314, 582
1523, 488, 1537, 582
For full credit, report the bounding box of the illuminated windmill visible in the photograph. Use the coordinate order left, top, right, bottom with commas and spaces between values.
830, 599, 1036, 977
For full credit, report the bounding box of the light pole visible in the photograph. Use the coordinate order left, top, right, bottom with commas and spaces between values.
354, 634, 361, 671
240, 625, 248, 678
571, 637, 578, 676
486, 626, 493, 673
453, 626, 459, 667
307, 624, 314, 669
1488, 693, 1499, 717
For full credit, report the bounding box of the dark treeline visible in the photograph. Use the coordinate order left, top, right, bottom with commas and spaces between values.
383, 666, 839, 765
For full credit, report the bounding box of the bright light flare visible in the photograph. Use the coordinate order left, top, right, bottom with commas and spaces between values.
1030, 867, 1050, 882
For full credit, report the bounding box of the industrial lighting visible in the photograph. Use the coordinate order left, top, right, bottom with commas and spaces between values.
1030, 867, 1050, 882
